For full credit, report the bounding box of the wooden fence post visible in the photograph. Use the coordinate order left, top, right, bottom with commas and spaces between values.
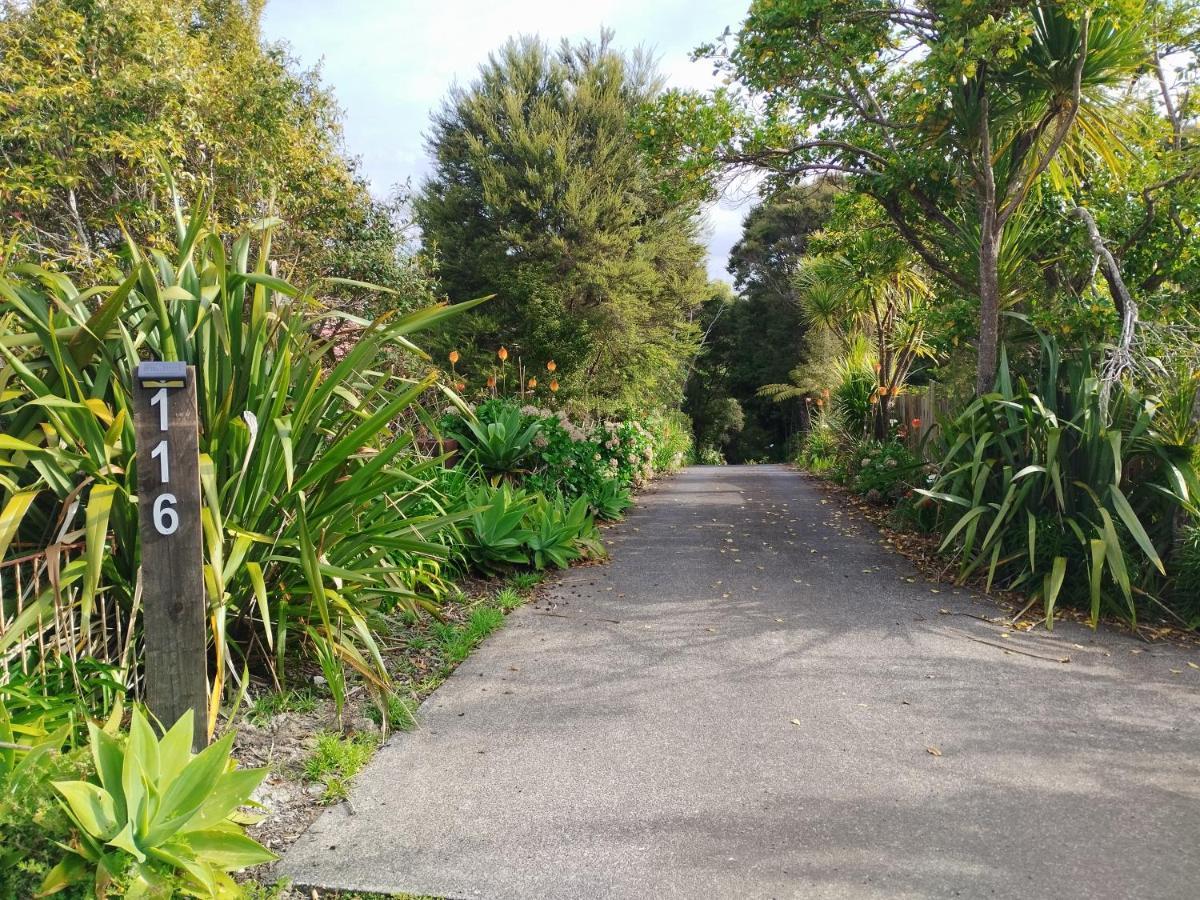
133, 362, 208, 748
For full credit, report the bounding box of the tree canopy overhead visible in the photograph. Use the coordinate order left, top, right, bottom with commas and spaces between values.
417, 32, 711, 414
647, 0, 1192, 393
0, 0, 421, 299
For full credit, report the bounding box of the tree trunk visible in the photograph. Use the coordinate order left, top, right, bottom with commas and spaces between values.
976, 231, 1001, 394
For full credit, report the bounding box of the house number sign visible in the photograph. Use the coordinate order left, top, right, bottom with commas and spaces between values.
133, 362, 209, 747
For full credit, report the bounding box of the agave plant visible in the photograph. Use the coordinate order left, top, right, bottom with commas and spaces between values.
588, 477, 633, 521
0, 194, 483, 727
42, 708, 272, 898
919, 322, 1198, 628
448, 402, 542, 481
462, 482, 533, 572
523, 494, 600, 570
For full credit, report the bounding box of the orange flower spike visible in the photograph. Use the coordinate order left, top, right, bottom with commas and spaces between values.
448, 350, 460, 365
911, 417, 922, 429
455, 381, 466, 392
497, 346, 508, 362
549, 379, 559, 393
527, 377, 537, 389
486, 375, 497, 389
546, 359, 557, 372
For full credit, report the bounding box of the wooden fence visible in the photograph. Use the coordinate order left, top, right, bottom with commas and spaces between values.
892, 384, 954, 457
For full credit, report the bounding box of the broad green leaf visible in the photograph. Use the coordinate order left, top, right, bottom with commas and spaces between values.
181, 828, 276, 870
149, 732, 235, 841
1109, 486, 1164, 575
1043, 556, 1067, 631
0, 489, 38, 560
54, 781, 120, 841
179, 769, 268, 834
1088, 538, 1105, 628
82, 483, 118, 624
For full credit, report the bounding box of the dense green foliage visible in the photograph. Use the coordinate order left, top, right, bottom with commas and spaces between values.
44, 709, 272, 897
417, 33, 710, 414
0, 207, 474, 726
647, 1, 1189, 392
657, 0, 1200, 629
921, 328, 1199, 627
0, 0, 430, 311
0, 723, 90, 898
686, 184, 834, 461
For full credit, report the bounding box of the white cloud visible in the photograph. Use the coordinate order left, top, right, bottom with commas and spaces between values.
262, 0, 750, 278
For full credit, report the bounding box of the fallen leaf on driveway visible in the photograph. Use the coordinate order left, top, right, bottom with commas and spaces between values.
790, 719, 802, 726
926, 746, 942, 757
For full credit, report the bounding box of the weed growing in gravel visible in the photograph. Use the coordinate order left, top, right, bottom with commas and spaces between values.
432, 606, 506, 665
304, 732, 379, 803
494, 586, 524, 611
249, 689, 318, 725
509, 571, 544, 592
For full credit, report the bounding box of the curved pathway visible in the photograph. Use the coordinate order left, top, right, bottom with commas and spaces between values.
283, 465, 1200, 899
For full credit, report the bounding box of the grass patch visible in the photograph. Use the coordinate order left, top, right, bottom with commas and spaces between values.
432, 605, 505, 665
248, 689, 317, 725
494, 586, 524, 611
509, 571, 544, 592
365, 691, 418, 732
303, 731, 379, 803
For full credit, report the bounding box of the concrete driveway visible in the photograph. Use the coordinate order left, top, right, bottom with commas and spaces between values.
282, 465, 1200, 899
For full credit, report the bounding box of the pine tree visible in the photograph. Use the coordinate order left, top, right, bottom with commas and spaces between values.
417, 33, 709, 413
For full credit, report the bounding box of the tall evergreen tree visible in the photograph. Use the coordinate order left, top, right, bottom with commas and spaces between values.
417, 33, 709, 414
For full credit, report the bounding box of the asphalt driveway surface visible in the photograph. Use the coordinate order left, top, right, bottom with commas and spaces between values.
282, 465, 1200, 899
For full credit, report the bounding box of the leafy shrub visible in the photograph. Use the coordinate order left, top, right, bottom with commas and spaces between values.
43, 708, 273, 897
646, 410, 694, 471
0, 661, 122, 752
462, 483, 534, 572
831, 345, 878, 437
797, 408, 844, 472
849, 439, 921, 501
1169, 525, 1200, 627
697, 446, 726, 465
589, 477, 634, 521
523, 409, 608, 503
0, 714, 90, 899
920, 335, 1198, 627
594, 419, 655, 485
523, 495, 603, 570
1, 204, 479, 717
448, 399, 543, 480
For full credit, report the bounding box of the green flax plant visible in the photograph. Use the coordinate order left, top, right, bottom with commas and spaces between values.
920, 321, 1199, 628
0, 195, 482, 731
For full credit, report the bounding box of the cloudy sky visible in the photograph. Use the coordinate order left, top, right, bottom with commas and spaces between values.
260, 0, 754, 282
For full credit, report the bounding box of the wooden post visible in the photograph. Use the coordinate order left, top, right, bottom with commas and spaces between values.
133, 362, 208, 747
